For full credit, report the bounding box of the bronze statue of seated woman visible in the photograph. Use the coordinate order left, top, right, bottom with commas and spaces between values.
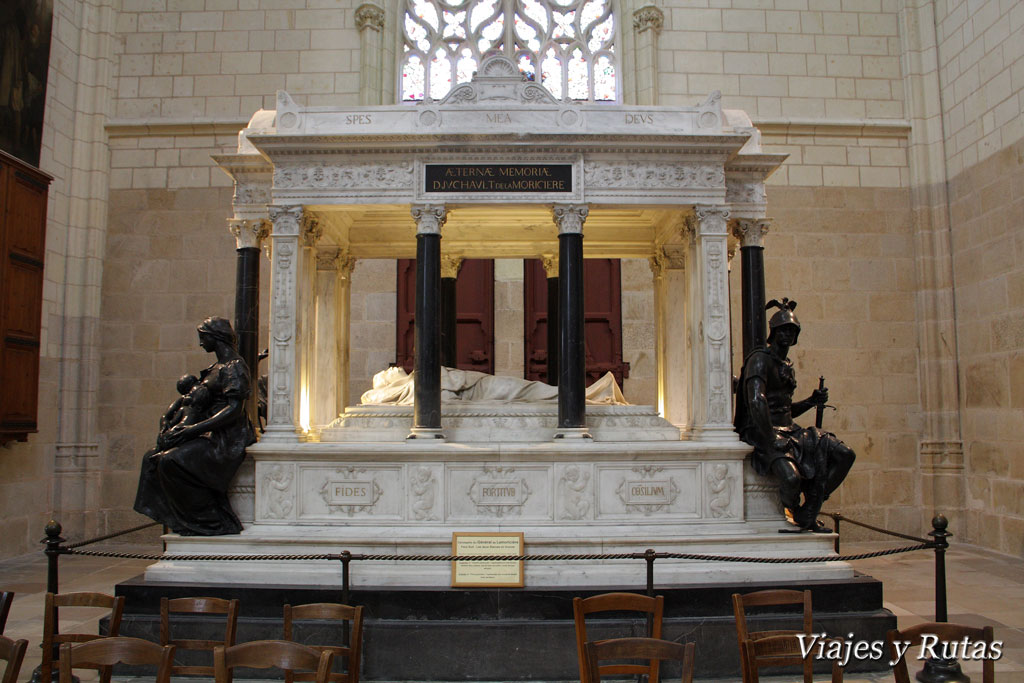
134, 317, 255, 536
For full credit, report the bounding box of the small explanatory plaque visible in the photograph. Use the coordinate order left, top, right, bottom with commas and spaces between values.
425, 164, 572, 193
451, 532, 524, 588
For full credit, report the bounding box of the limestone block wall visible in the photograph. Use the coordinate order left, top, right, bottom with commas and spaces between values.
657, 0, 906, 120
934, 0, 1024, 557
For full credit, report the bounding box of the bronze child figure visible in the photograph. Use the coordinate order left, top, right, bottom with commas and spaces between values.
735, 298, 856, 532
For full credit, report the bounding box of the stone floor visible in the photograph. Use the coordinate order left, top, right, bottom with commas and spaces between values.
1, 540, 1021, 682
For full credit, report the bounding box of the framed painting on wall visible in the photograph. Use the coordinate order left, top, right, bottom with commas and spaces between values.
1, 0, 53, 168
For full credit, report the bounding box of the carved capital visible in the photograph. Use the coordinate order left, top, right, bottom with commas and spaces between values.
339, 255, 356, 280
440, 255, 463, 279
649, 245, 685, 278
227, 218, 270, 250
633, 5, 664, 33
694, 205, 730, 236
355, 3, 385, 31
301, 214, 323, 247
410, 204, 447, 235
541, 254, 558, 278
731, 217, 771, 248
268, 205, 304, 236
552, 203, 589, 235
315, 247, 341, 271
678, 213, 697, 244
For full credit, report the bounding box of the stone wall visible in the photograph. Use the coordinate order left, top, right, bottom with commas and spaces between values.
951, 139, 1024, 557
934, 0, 1023, 557
657, 0, 905, 120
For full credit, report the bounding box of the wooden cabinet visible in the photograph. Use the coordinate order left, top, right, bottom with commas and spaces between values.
0, 150, 51, 444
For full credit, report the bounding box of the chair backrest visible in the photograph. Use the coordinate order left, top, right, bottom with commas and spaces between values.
0, 592, 13, 634
887, 623, 995, 683
283, 603, 364, 683
584, 637, 695, 683
214, 640, 334, 683
0, 635, 28, 683
160, 596, 240, 676
41, 591, 126, 683
58, 637, 175, 683
731, 589, 813, 683
573, 592, 664, 683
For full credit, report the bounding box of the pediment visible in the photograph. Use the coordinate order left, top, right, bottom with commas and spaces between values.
436, 55, 559, 106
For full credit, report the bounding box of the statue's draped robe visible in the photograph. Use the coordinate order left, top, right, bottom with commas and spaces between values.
134, 358, 255, 535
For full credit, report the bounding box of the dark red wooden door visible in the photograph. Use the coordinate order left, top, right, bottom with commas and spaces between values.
396, 259, 495, 374
523, 259, 629, 387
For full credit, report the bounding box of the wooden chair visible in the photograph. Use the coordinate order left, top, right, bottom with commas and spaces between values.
0, 635, 28, 683
573, 592, 664, 683
886, 622, 995, 683
584, 637, 695, 683
214, 640, 334, 683
732, 589, 842, 683
283, 603, 364, 683
58, 637, 175, 683
41, 591, 126, 683
160, 596, 239, 677
0, 592, 13, 634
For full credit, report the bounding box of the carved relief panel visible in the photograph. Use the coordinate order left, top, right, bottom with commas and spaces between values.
448, 464, 552, 521
297, 464, 403, 521
596, 464, 699, 519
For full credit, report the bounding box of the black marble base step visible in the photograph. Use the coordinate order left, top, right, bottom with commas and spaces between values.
112, 573, 895, 680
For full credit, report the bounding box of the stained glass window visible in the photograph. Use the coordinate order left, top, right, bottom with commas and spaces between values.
401, 0, 617, 102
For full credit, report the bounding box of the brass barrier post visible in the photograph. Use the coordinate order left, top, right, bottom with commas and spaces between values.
917, 514, 968, 683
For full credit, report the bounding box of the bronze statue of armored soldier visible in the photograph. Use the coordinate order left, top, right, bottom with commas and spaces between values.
735, 298, 855, 532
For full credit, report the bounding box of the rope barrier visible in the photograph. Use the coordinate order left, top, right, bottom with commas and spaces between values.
821, 511, 931, 544
63, 521, 162, 549
63, 543, 932, 564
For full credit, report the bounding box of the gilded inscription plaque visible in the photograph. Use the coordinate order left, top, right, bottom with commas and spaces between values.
451, 532, 524, 588
425, 164, 572, 193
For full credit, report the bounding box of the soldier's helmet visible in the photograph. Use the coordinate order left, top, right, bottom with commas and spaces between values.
767, 298, 800, 342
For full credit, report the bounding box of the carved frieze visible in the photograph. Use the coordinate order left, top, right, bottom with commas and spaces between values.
274, 162, 414, 191
725, 181, 767, 206
234, 182, 271, 206
584, 162, 725, 190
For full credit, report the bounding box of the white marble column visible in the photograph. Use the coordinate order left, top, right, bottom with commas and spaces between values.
687, 206, 737, 442
264, 205, 306, 442
311, 249, 355, 430
651, 243, 688, 427
298, 216, 322, 433
356, 4, 385, 105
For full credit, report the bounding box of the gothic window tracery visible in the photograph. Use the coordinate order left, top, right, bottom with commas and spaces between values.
401, 0, 618, 102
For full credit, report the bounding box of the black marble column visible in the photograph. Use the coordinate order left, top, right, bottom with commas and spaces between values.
553, 205, 588, 430
410, 205, 446, 436
546, 274, 559, 386
229, 218, 269, 427
733, 218, 770, 360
